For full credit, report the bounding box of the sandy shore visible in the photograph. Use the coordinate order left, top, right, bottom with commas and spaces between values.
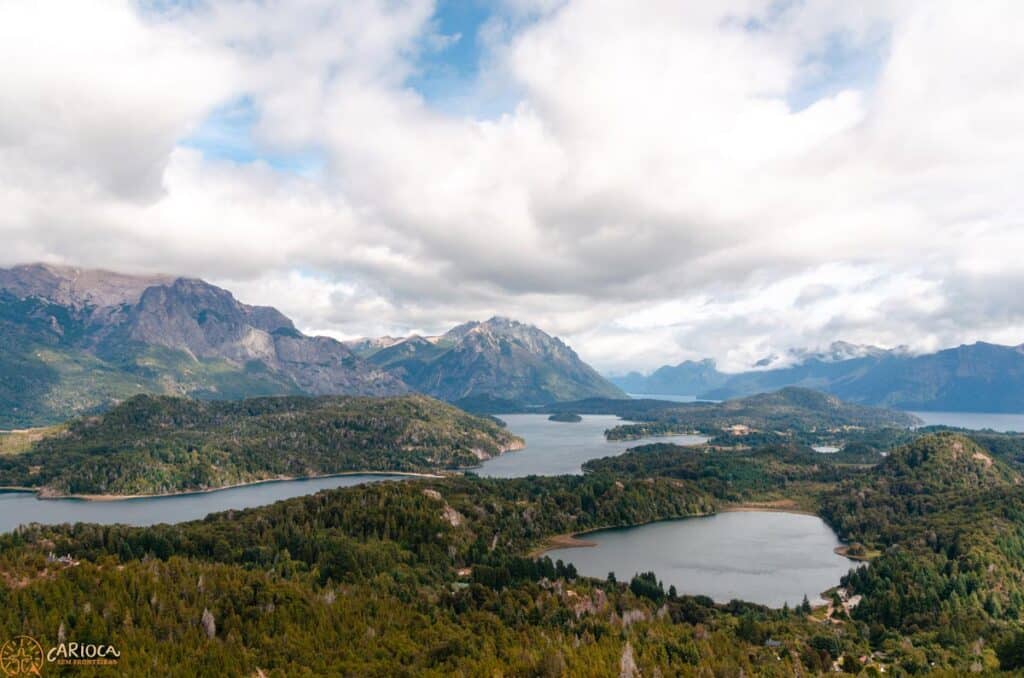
720, 500, 818, 517
528, 533, 599, 558
22, 471, 444, 502
833, 545, 876, 562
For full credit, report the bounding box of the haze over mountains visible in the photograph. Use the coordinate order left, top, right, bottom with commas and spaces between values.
613, 341, 1024, 413
0, 264, 622, 426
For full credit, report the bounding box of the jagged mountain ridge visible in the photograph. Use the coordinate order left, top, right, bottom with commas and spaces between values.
350, 317, 625, 405
612, 341, 1024, 412
0, 263, 405, 427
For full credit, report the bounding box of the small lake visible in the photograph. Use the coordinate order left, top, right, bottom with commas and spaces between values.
545, 511, 856, 608
909, 410, 1024, 433
627, 393, 697, 403
477, 414, 708, 477
0, 474, 407, 534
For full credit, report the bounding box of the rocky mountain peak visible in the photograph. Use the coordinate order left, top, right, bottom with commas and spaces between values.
364, 316, 623, 405
0, 262, 176, 308
0, 264, 406, 426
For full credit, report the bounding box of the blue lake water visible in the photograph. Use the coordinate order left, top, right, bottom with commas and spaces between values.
0, 474, 406, 533
0, 414, 855, 609
476, 414, 708, 477
627, 393, 698, 403
909, 410, 1024, 433
0, 414, 708, 532
545, 511, 857, 608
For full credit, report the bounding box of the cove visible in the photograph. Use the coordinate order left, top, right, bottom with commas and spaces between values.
0, 474, 408, 534
544, 511, 858, 608
476, 414, 708, 478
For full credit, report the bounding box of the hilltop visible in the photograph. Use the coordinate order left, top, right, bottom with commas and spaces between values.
879, 431, 1019, 492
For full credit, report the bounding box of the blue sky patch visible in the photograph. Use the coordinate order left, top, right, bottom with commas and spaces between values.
180, 96, 326, 176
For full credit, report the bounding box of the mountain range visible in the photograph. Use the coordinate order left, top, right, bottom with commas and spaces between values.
613, 340, 1024, 412
347, 317, 625, 405
0, 264, 622, 427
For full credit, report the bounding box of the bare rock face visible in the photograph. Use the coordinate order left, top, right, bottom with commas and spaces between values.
0, 263, 406, 426
364, 316, 625, 405
0, 263, 175, 309
200, 608, 216, 639
619, 641, 639, 678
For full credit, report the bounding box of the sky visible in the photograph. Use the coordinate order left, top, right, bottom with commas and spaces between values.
1, 0, 1023, 375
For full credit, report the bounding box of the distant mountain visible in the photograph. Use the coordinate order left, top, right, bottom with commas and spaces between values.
0, 264, 405, 427
614, 358, 729, 396
352, 317, 625, 405
615, 341, 1024, 413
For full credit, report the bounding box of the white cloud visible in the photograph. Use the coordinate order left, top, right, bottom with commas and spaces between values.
1, 0, 1023, 374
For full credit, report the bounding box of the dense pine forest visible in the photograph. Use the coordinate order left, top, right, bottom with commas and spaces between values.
4, 428, 1024, 674
0, 394, 521, 496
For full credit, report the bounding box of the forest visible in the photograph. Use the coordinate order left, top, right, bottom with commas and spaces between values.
0, 394, 521, 496
3, 429, 1024, 674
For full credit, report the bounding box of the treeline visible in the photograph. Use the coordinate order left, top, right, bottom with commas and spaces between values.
584, 442, 860, 505
602, 387, 918, 443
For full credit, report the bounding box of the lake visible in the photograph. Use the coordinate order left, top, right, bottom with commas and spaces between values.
545, 511, 856, 608
476, 414, 708, 477
0, 414, 706, 532
0, 474, 407, 533
909, 410, 1024, 433
627, 393, 697, 403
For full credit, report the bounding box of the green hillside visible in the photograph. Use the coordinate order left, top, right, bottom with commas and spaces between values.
0, 395, 522, 496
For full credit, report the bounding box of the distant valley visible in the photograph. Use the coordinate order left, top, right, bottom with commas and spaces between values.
614, 340, 1024, 413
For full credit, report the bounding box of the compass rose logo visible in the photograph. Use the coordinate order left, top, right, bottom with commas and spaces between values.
0, 636, 44, 677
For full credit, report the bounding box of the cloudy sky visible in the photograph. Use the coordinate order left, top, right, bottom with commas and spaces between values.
1, 0, 1022, 374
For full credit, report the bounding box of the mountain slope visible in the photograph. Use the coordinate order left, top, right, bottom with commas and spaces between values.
618, 341, 1024, 412
619, 359, 729, 395
359, 317, 625, 405
0, 264, 405, 427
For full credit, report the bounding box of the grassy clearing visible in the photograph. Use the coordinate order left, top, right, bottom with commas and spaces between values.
0, 424, 64, 456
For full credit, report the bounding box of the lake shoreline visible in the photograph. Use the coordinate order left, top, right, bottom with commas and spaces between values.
530, 503, 833, 559
720, 501, 819, 517
7, 471, 443, 503
528, 511, 716, 558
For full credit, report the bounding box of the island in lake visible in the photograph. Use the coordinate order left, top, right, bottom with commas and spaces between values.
548, 412, 583, 423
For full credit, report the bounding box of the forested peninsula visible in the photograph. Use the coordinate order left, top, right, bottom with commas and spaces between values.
0, 394, 522, 497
